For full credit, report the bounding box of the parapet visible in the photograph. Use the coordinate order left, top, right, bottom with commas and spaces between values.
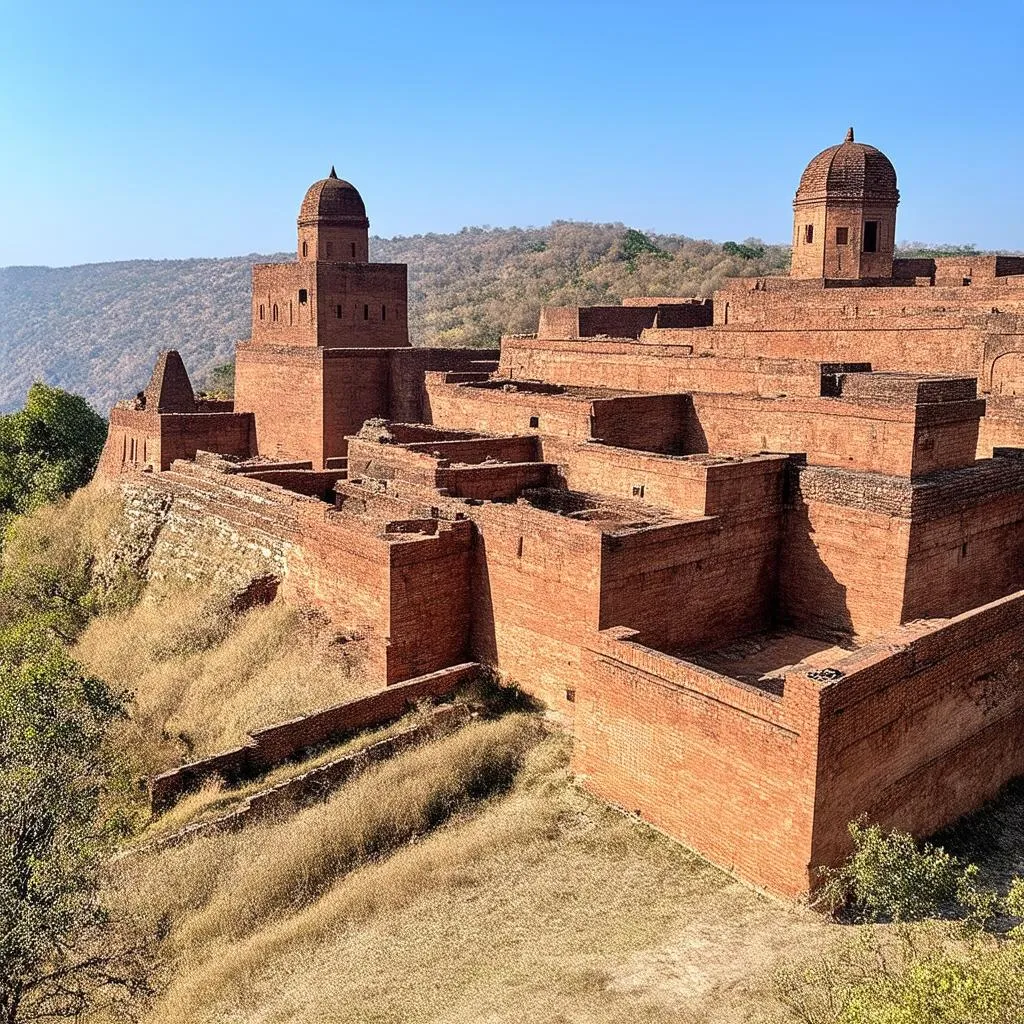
538, 300, 713, 339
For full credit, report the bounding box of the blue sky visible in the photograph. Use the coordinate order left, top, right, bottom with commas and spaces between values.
0, 0, 1021, 266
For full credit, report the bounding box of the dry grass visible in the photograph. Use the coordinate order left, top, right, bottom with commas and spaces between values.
74, 585, 375, 777
0, 484, 127, 624
107, 720, 835, 1024
137, 704, 444, 843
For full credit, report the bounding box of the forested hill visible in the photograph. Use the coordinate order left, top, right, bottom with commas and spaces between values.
0, 223, 794, 412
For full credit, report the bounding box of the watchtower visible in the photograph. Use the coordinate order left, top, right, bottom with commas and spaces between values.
791, 128, 899, 281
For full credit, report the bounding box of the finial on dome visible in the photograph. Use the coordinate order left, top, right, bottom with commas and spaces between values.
845, 127, 854, 143
329, 165, 338, 179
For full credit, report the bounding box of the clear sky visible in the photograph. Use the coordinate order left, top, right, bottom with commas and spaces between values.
1, 0, 1021, 266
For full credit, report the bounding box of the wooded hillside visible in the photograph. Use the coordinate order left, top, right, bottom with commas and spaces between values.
0, 225, 788, 411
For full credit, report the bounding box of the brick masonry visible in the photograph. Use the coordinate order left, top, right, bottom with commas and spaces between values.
96, 148, 1024, 897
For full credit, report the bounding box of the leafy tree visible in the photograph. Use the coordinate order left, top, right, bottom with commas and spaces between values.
200, 362, 235, 400
724, 240, 767, 260
619, 228, 671, 267
0, 627, 152, 1023
0, 385, 107, 538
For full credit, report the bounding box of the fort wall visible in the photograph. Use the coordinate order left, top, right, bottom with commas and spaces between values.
573, 628, 822, 896
469, 501, 604, 713
810, 591, 1024, 872
599, 513, 782, 652
235, 344, 324, 464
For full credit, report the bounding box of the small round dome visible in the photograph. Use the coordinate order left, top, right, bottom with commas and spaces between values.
298, 167, 369, 225
795, 128, 899, 205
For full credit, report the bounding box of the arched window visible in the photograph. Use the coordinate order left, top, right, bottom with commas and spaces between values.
302, 241, 308, 257
272, 303, 278, 322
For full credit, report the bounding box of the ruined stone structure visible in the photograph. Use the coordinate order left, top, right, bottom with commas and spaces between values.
100, 135, 1024, 897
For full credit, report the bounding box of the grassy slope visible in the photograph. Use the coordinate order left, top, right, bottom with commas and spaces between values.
73, 583, 374, 779
116, 725, 833, 1024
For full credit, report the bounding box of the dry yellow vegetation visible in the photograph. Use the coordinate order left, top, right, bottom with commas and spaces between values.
108, 718, 834, 1024
74, 584, 374, 777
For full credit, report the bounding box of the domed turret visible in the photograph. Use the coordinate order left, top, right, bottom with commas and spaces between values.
791, 129, 900, 281
297, 167, 370, 263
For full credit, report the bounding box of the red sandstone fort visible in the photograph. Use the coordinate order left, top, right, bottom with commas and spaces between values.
99, 131, 1024, 897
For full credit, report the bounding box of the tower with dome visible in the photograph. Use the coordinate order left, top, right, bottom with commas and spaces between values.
791, 128, 900, 281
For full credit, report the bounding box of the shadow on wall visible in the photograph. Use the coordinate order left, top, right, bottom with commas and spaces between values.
470, 529, 498, 665
779, 503, 855, 637
683, 406, 709, 455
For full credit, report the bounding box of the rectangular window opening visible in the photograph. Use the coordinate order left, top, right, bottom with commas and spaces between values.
863, 221, 879, 253
529, 415, 539, 428
363, 304, 369, 320
835, 226, 849, 245
351, 242, 357, 258
381, 304, 386, 321
804, 224, 814, 244
298, 288, 308, 304
632, 484, 645, 498
336, 304, 342, 318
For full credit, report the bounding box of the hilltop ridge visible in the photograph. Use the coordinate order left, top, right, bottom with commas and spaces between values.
0, 224, 789, 412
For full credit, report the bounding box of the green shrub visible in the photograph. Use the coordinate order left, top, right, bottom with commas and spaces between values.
816, 820, 997, 925
774, 925, 1024, 1024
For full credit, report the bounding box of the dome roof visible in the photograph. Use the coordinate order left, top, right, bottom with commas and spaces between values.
298, 167, 369, 225
795, 128, 898, 205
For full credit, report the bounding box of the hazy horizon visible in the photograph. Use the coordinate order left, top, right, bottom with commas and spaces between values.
1, 228, 1012, 274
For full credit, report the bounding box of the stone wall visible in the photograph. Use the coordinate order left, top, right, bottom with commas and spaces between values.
573, 628, 821, 897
